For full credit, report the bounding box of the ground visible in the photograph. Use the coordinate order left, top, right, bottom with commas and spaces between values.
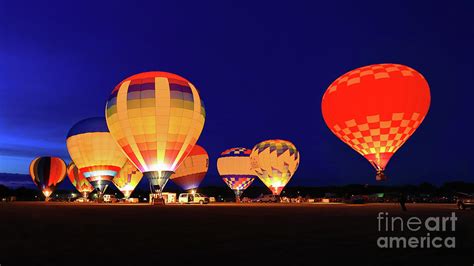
1, 202, 473, 266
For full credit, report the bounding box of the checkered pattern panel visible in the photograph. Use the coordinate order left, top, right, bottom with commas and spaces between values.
325, 64, 422, 95
220, 147, 251, 157
222, 176, 255, 191
331, 112, 423, 156
254, 140, 298, 158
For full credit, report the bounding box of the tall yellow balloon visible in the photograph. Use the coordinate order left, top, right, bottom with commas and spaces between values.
66, 117, 127, 197
112, 160, 143, 199
105, 72, 206, 194
250, 140, 300, 195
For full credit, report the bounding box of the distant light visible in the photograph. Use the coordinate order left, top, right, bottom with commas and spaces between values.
43, 190, 52, 198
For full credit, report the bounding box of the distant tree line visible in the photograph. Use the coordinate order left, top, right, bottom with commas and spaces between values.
2, 181, 473, 201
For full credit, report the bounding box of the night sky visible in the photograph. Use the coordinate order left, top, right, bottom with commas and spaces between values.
1, 0, 473, 187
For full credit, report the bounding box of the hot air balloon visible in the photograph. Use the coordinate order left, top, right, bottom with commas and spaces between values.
105, 72, 206, 198
321, 63, 431, 181
30, 157, 66, 201
250, 140, 299, 196
217, 147, 256, 202
170, 145, 208, 191
67, 162, 94, 199
66, 117, 127, 200
112, 160, 143, 199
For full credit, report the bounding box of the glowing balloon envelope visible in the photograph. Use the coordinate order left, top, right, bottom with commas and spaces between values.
170, 145, 208, 191
321, 63, 430, 180
67, 162, 94, 199
66, 117, 127, 197
112, 160, 143, 199
217, 147, 256, 202
105, 72, 206, 195
30, 156, 66, 200
250, 140, 300, 195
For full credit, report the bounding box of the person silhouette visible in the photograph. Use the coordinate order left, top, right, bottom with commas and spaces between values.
399, 192, 407, 212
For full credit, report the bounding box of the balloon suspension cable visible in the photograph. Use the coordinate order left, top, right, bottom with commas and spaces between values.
370, 161, 387, 181
144, 170, 173, 204
97, 191, 103, 202
98, 184, 108, 203
234, 190, 243, 203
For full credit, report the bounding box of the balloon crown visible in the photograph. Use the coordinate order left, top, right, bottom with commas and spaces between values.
67, 117, 109, 138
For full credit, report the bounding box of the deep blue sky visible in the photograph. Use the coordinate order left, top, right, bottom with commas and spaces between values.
1, 0, 473, 187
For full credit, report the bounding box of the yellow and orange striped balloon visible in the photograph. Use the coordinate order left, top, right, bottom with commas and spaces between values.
105, 72, 206, 193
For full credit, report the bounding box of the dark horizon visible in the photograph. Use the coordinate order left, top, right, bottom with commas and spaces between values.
1, 172, 472, 192
1, 1, 474, 186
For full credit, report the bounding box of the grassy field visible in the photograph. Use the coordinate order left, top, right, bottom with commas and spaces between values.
1, 202, 473, 265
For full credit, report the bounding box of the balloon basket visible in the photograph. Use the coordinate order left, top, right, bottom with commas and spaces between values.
376, 171, 387, 181
82, 192, 89, 199
149, 193, 166, 205
95, 192, 105, 203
